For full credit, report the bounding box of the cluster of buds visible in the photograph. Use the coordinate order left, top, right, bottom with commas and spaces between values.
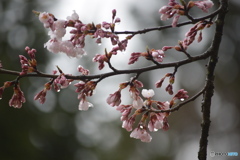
128, 48, 165, 65
19, 46, 37, 75
74, 81, 97, 110
155, 73, 175, 95
181, 20, 213, 50
159, 0, 214, 27
107, 84, 189, 142
0, 0, 218, 143
36, 9, 125, 59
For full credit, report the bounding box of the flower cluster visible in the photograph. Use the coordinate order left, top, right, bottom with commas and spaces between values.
159, 0, 184, 27
155, 73, 175, 95
37, 9, 126, 59
9, 84, 26, 108
74, 81, 96, 110
193, 0, 214, 13
107, 79, 189, 142
128, 49, 165, 65
19, 46, 37, 75
159, 0, 214, 27
0, 0, 218, 144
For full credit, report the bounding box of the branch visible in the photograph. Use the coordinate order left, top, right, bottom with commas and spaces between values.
0, 49, 211, 82
148, 86, 206, 113
198, 0, 228, 160
114, 5, 223, 35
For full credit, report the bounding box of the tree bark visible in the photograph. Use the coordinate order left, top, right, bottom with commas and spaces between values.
198, 0, 228, 160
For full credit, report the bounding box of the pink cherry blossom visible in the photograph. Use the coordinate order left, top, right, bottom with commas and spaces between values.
122, 116, 136, 131
128, 52, 141, 64
166, 84, 173, 95
54, 74, 71, 89
106, 90, 121, 107
119, 106, 132, 121
9, 85, 26, 108
78, 98, 93, 111
77, 65, 89, 75
34, 89, 47, 104
148, 113, 164, 132
132, 96, 144, 109
130, 126, 152, 142
194, 0, 214, 13
141, 89, 155, 98
173, 89, 189, 101
39, 12, 54, 28
92, 54, 108, 70
66, 10, 79, 21
151, 49, 165, 62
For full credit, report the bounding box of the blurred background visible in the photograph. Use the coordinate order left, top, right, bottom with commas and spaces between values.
0, 0, 239, 160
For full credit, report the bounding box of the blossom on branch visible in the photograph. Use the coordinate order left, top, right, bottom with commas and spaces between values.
78, 98, 93, 111
106, 90, 121, 107
159, 0, 184, 27
142, 89, 155, 99
77, 65, 90, 75
130, 125, 152, 143
9, 85, 26, 108
34, 82, 52, 104
92, 54, 108, 70
194, 0, 214, 13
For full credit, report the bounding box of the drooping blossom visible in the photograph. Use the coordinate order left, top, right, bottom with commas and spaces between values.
194, 0, 214, 13
129, 80, 144, 109
173, 89, 189, 101
78, 98, 93, 111
34, 82, 51, 104
92, 54, 108, 70
159, 1, 184, 27
182, 21, 212, 49
122, 115, 136, 131
130, 125, 152, 142
106, 90, 121, 107
148, 113, 164, 132
9, 85, 26, 108
148, 101, 171, 132
166, 84, 173, 95
116, 105, 132, 121
155, 73, 174, 93
128, 52, 141, 64
74, 81, 96, 110
132, 97, 144, 109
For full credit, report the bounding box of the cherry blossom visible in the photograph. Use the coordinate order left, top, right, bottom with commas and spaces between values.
106, 90, 121, 107
77, 65, 90, 75
142, 89, 155, 98
194, 0, 214, 13
78, 98, 93, 111
9, 85, 26, 108
130, 126, 152, 142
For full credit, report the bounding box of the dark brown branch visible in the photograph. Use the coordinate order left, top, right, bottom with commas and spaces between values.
0, 49, 211, 82
114, 5, 223, 35
198, 0, 228, 160
148, 86, 206, 113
